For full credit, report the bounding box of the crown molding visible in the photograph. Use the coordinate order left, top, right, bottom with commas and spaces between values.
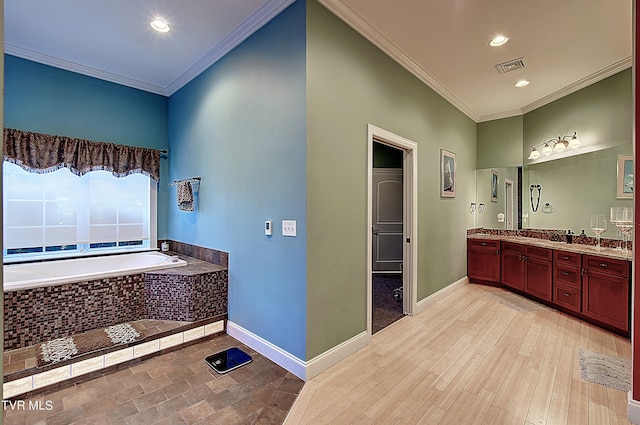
165, 0, 295, 95
4, 43, 168, 95
317, 0, 481, 122
5, 0, 296, 97
519, 57, 633, 115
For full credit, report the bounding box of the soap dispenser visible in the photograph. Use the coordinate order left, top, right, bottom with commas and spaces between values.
566, 230, 573, 244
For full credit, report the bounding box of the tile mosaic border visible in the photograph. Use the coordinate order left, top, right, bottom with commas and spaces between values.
3, 319, 226, 399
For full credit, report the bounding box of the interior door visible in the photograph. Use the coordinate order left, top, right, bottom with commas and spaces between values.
372, 168, 403, 272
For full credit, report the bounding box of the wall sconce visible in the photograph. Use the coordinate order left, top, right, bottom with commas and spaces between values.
528, 132, 580, 160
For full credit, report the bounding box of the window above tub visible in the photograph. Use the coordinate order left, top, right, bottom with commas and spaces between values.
3, 162, 157, 263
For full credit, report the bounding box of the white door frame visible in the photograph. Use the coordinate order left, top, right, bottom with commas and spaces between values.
367, 124, 418, 335
505, 178, 514, 230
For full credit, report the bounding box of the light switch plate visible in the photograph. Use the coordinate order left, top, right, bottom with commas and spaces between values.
282, 220, 296, 237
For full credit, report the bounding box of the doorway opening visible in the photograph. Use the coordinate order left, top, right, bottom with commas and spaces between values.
367, 125, 418, 336
505, 178, 514, 230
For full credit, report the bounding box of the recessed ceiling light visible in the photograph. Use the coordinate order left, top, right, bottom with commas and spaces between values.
489, 35, 509, 47
150, 19, 170, 33
515, 80, 530, 88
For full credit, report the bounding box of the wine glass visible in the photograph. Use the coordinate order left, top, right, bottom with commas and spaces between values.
619, 207, 633, 252
590, 214, 607, 249
610, 207, 624, 250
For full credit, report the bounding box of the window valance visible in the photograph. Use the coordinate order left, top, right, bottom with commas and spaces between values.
3, 128, 161, 182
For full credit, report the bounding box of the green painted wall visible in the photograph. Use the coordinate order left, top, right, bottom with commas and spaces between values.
306, 1, 477, 358
524, 69, 632, 166
477, 116, 523, 169
477, 69, 632, 233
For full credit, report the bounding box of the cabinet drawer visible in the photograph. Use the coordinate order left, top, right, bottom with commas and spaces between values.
525, 245, 552, 261
553, 284, 581, 313
554, 250, 581, 267
501, 241, 524, 254
553, 264, 581, 289
583, 255, 630, 278
468, 239, 500, 250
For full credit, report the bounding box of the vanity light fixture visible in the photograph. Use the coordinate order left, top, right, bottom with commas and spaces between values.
150, 18, 170, 33
527, 132, 581, 160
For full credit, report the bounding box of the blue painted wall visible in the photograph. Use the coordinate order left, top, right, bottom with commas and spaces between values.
167, 1, 307, 359
4, 55, 171, 238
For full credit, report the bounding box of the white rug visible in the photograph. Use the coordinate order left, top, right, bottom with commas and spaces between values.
579, 349, 631, 392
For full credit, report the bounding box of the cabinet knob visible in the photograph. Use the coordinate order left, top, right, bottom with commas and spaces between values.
562, 272, 569, 276
563, 292, 570, 297
481, 242, 487, 246
563, 256, 569, 260
600, 263, 608, 268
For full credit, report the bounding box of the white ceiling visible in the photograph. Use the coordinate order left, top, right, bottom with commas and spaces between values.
4, 0, 633, 122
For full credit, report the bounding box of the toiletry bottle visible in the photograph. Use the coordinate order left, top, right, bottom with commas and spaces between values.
566, 230, 573, 244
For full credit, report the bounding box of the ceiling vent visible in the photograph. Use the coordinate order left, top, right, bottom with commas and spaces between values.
495, 57, 525, 74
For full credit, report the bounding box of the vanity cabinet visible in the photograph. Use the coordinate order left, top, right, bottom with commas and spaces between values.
468, 237, 631, 336
582, 255, 630, 332
523, 246, 553, 302
552, 250, 582, 313
500, 242, 552, 301
501, 242, 524, 291
467, 239, 500, 284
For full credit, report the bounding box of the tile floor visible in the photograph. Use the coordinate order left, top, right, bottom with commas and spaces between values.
3, 334, 304, 424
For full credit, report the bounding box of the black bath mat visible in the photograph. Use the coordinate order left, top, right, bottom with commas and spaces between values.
205, 347, 252, 374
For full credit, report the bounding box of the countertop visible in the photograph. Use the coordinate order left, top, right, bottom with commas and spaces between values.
467, 234, 632, 261
145, 252, 227, 276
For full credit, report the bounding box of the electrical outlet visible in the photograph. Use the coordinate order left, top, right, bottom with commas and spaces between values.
282, 220, 296, 237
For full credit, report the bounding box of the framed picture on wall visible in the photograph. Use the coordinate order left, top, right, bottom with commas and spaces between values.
491, 170, 499, 202
440, 149, 456, 198
617, 154, 633, 199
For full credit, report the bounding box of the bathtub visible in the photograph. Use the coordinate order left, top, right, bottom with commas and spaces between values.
3, 251, 187, 291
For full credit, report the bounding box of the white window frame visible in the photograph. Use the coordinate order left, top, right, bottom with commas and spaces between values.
3, 162, 157, 263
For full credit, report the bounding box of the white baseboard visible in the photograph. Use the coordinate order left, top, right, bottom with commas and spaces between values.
305, 331, 369, 379
227, 321, 307, 380
226, 321, 370, 381
628, 393, 640, 424
228, 277, 466, 381
415, 276, 468, 315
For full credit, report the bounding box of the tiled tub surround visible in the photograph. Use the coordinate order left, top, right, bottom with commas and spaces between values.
145, 258, 228, 321
467, 227, 633, 252
4, 254, 229, 351
162, 240, 228, 268
4, 274, 146, 350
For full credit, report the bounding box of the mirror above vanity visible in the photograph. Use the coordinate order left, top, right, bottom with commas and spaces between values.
474, 68, 633, 242
475, 144, 633, 240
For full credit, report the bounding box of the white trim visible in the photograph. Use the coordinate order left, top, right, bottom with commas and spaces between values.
5, 0, 295, 97
415, 277, 468, 315
227, 321, 307, 379
317, 0, 631, 123
305, 331, 370, 379
367, 124, 419, 336
226, 321, 370, 380
165, 0, 295, 95
318, 0, 478, 122
628, 393, 640, 424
